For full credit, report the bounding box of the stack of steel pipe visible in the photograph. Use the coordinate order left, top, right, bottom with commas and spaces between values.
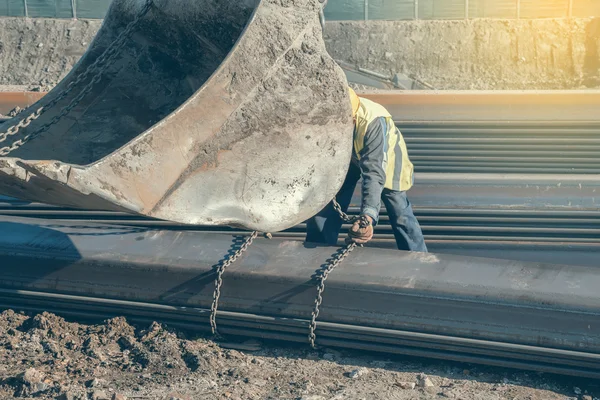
1, 91, 600, 378
2, 170, 599, 267
1, 91, 600, 266
401, 121, 600, 174
370, 90, 600, 174
1, 216, 600, 379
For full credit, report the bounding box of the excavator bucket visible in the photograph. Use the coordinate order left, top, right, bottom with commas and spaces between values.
0, 0, 353, 232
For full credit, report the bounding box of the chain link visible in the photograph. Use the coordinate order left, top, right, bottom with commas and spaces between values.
210, 231, 259, 337
332, 198, 358, 223
308, 242, 357, 348
0, 0, 153, 157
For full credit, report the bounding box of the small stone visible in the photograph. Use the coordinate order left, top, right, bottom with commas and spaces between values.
348, 367, 369, 379
37, 42, 44, 48
574, 387, 582, 395
582, 395, 592, 400
21, 368, 44, 385
91, 390, 110, 400
112, 394, 127, 400
417, 373, 434, 388
396, 382, 416, 389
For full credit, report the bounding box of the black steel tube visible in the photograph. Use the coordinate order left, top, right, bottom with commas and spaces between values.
1, 216, 600, 355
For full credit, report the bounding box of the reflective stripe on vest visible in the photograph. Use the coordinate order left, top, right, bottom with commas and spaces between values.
354, 97, 414, 192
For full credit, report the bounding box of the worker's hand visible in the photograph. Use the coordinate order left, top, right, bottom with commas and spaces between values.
346, 215, 374, 245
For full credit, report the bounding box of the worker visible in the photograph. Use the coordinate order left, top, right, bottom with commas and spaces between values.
306, 88, 428, 252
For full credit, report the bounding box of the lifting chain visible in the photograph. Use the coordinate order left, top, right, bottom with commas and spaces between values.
332, 198, 358, 223
308, 196, 370, 348
0, 0, 153, 157
308, 241, 357, 348
210, 231, 259, 337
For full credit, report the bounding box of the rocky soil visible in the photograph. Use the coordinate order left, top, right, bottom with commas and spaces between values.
0, 18, 100, 92
0, 310, 597, 400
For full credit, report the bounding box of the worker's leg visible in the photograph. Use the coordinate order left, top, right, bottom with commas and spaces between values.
381, 189, 428, 252
306, 163, 361, 245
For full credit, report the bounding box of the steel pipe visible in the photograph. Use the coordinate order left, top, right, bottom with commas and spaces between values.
1, 216, 600, 378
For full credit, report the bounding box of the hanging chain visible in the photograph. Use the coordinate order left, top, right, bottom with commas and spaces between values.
332, 198, 358, 223
308, 241, 357, 348
0, 0, 153, 157
210, 231, 259, 337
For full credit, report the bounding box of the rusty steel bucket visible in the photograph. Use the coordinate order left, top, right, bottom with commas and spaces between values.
0, 0, 353, 232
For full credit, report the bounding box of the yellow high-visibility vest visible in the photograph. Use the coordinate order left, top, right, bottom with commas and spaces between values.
354, 97, 414, 191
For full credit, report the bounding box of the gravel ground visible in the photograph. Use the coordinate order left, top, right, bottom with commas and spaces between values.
0, 310, 597, 400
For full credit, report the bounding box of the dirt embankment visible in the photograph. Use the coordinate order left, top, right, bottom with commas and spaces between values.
0, 310, 597, 400
325, 18, 600, 90
0, 18, 101, 91
1, 17, 600, 90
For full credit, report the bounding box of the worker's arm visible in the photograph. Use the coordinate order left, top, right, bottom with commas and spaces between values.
358, 117, 387, 224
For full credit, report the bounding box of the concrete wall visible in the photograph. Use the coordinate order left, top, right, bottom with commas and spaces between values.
0, 17, 598, 90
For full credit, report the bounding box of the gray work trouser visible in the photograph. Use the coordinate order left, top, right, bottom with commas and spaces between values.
306, 163, 428, 252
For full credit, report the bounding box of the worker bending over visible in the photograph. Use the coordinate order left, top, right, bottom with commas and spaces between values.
307, 88, 427, 252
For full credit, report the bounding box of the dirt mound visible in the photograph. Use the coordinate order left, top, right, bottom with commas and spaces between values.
0, 310, 221, 399
0, 310, 596, 400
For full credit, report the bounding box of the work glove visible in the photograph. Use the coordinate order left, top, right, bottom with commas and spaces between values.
346, 215, 374, 245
